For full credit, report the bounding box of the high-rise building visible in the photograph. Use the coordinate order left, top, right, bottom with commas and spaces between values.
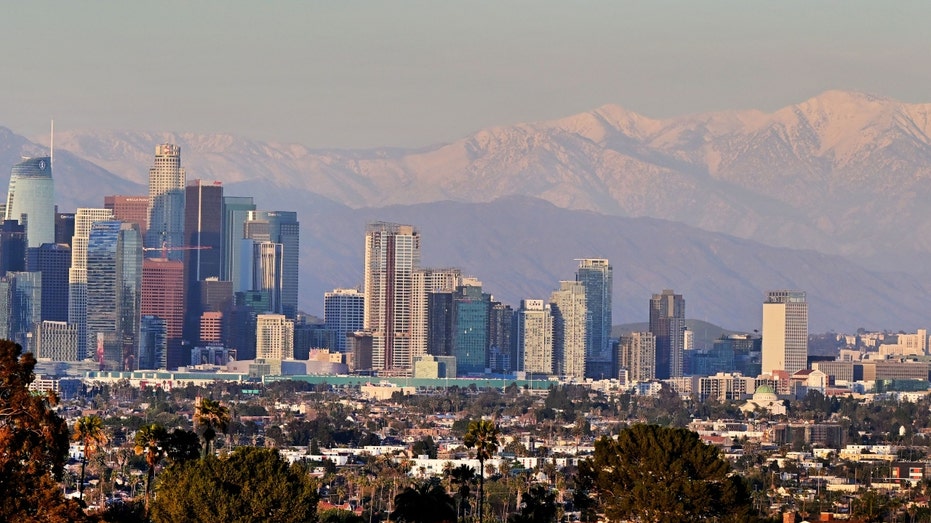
576, 258, 613, 378
221, 196, 256, 292
411, 267, 461, 360
363, 222, 420, 373
324, 288, 365, 353
55, 212, 75, 246
86, 221, 142, 370
650, 289, 685, 379
427, 291, 455, 357
0, 220, 26, 274
762, 290, 808, 375
146, 144, 185, 260
196, 278, 232, 345
105, 195, 150, 240
619, 331, 656, 382
139, 315, 167, 370
244, 211, 299, 318
5, 157, 54, 248
515, 299, 554, 375
250, 241, 284, 314
69, 208, 114, 360
141, 258, 185, 369
34, 320, 79, 361
550, 281, 588, 379
199, 311, 224, 345
452, 280, 489, 376
256, 313, 294, 360
183, 180, 224, 340
0, 271, 42, 351
27, 242, 71, 322
488, 300, 514, 373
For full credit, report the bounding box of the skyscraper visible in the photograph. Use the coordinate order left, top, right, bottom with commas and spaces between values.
0, 220, 26, 274
324, 288, 365, 353
256, 313, 294, 360
487, 300, 514, 373
550, 281, 588, 379
27, 242, 71, 322
5, 157, 54, 248
0, 271, 42, 351
363, 222, 420, 373
762, 290, 808, 375
105, 195, 150, 240
411, 267, 461, 359
55, 212, 75, 246
86, 221, 142, 370
515, 299, 554, 375
251, 241, 284, 314
221, 196, 256, 291
452, 280, 489, 376
183, 180, 224, 341
244, 211, 299, 318
68, 208, 114, 360
650, 289, 685, 379
141, 258, 185, 369
619, 332, 656, 382
139, 316, 167, 370
576, 258, 613, 378
146, 144, 185, 260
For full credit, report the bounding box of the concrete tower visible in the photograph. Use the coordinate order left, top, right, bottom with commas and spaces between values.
516, 299, 554, 375
146, 144, 185, 260
550, 280, 588, 379
762, 290, 808, 375
363, 222, 420, 373
68, 208, 114, 360
650, 289, 685, 379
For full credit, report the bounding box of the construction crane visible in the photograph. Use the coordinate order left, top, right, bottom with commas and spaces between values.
142, 241, 211, 260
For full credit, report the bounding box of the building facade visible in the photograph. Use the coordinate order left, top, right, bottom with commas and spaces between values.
68, 208, 114, 360
762, 290, 808, 375
324, 288, 365, 353
146, 144, 185, 260
515, 299, 554, 375
550, 281, 588, 379
619, 331, 656, 383
5, 157, 54, 248
256, 313, 295, 360
650, 289, 686, 379
141, 258, 185, 369
576, 258, 613, 378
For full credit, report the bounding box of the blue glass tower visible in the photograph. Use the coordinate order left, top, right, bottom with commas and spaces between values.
452, 283, 489, 376
5, 157, 54, 248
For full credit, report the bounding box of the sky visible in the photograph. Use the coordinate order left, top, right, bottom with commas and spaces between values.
2, 1, 930, 149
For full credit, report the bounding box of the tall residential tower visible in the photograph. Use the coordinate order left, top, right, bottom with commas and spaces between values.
762, 290, 808, 375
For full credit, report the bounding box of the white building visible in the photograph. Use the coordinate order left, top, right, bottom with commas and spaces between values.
762, 290, 808, 375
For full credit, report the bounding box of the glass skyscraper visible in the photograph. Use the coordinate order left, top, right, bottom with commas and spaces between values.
452, 282, 489, 376
245, 210, 299, 318
650, 289, 686, 379
5, 157, 54, 248
146, 144, 185, 260
86, 221, 142, 370
576, 258, 613, 378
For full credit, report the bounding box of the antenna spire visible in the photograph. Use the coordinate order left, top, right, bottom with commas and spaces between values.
50, 119, 54, 169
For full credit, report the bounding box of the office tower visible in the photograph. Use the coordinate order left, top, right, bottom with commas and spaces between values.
105, 195, 150, 240
619, 332, 656, 382
363, 222, 420, 373
55, 212, 75, 246
5, 156, 54, 248
515, 299, 554, 375
139, 316, 167, 369
411, 267, 461, 359
427, 291, 454, 357
146, 144, 185, 260
1, 271, 42, 351
199, 311, 223, 345
452, 280, 490, 376
0, 220, 26, 273
244, 211, 299, 318
197, 278, 233, 344
488, 301, 514, 373
27, 242, 71, 322
762, 290, 809, 375
221, 196, 256, 291
576, 258, 613, 378
183, 180, 223, 340
256, 313, 294, 360
324, 288, 365, 353
34, 321, 79, 361
251, 241, 284, 314
550, 281, 588, 379
86, 221, 142, 370
69, 208, 114, 360
650, 289, 686, 379
141, 258, 185, 369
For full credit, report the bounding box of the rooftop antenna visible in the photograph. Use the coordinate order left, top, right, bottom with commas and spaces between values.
50, 119, 54, 169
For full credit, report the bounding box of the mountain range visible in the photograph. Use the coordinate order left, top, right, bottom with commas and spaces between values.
2, 90, 930, 333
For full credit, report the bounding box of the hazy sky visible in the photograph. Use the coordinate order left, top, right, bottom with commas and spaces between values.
2, 1, 929, 149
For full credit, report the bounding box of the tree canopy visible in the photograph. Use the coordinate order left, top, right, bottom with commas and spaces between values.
150, 447, 318, 523
579, 424, 755, 523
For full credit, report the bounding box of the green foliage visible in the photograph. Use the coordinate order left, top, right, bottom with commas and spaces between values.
411, 436, 438, 459
318, 508, 365, 523
164, 428, 202, 464
508, 484, 558, 523
0, 340, 91, 522
150, 447, 318, 523
390, 478, 456, 523
464, 420, 500, 523
579, 424, 756, 523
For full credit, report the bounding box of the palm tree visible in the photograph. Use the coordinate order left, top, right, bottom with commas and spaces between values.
448, 463, 476, 521
463, 420, 500, 523
194, 397, 230, 457
72, 415, 109, 502
134, 423, 168, 513
391, 478, 457, 523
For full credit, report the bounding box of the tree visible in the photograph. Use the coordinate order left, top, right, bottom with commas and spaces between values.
578, 424, 755, 523
164, 428, 202, 464
0, 340, 90, 522
194, 397, 230, 457
390, 478, 456, 523
447, 463, 476, 521
73, 414, 109, 502
508, 484, 558, 523
150, 447, 318, 523
134, 423, 168, 513
463, 419, 500, 523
